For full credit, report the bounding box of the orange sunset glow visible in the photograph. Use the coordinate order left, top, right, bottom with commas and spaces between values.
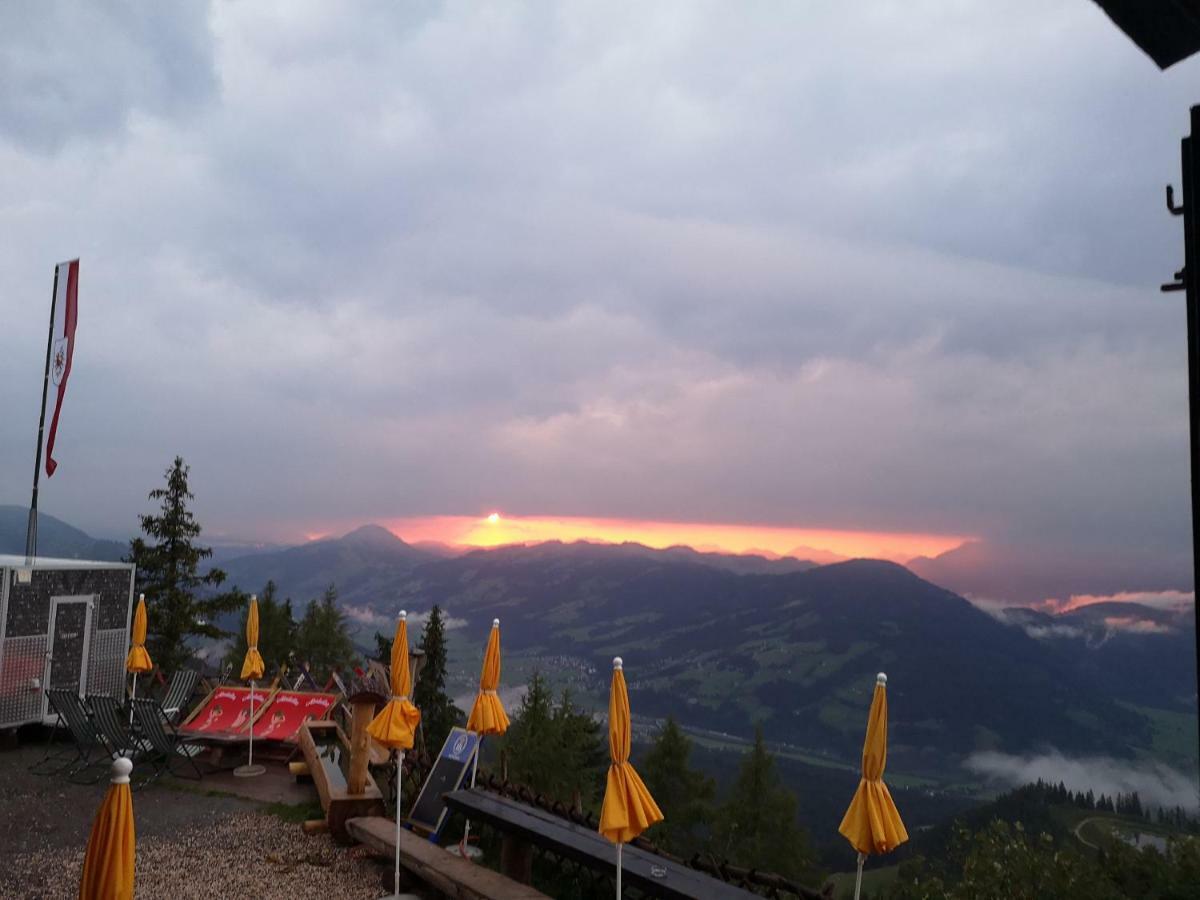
367, 514, 970, 563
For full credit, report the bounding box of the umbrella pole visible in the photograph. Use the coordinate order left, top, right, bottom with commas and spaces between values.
234, 681, 265, 777
129, 674, 137, 725
462, 737, 481, 852
394, 749, 404, 897
248, 680, 255, 767
616, 842, 622, 898
853, 852, 865, 900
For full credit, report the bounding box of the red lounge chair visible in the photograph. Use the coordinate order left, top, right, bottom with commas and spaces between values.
250, 690, 339, 743
179, 684, 277, 741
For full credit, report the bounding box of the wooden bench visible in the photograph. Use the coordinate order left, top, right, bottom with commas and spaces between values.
346, 816, 551, 900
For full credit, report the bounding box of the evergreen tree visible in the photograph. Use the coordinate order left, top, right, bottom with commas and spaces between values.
224, 581, 296, 675
374, 630, 393, 664
715, 726, 818, 882
504, 671, 557, 793
412, 606, 464, 753
639, 717, 716, 855
552, 688, 608, 807
293, 584, 357, 682
127, 457, 243, 674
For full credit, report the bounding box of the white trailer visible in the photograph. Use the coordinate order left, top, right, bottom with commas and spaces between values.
0, 556, 135, 729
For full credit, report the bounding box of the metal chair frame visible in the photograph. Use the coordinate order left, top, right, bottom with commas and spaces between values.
131, 696, 206, 783
159, 667, 200, 725
38, 689, 109, 784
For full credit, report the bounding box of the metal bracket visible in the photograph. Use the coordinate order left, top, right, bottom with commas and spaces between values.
1162, 266, 1187, 292
1168, 185, 1185, 216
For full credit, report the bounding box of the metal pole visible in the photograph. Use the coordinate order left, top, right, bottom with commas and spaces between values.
395, 750, 404, 896
461, 739, 481, 853
26, 264, 59, 562
248, 680, 255, 767
1185, 106, 1200, 772
1165, 104, 1200, 771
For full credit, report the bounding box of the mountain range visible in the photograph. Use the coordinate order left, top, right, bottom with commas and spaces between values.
4, 510, 1195, 781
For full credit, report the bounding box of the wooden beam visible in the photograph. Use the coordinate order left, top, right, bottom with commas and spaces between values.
346, 816, 551, 900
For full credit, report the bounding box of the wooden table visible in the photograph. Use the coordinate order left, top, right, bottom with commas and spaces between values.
443, 789, 763, 900
346, 816, 550, 900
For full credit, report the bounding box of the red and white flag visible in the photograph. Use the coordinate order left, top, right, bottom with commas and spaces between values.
44, 259, 79, 478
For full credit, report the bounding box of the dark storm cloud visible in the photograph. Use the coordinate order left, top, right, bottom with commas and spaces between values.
0, 1, 1196, 603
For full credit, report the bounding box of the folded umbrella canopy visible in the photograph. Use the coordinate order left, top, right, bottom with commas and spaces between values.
838, 672, 908, 900
125, 594, 152, 723
79, 756, 135, 900
466, 618, 509, 735
235, 594, 266, 777
461, 618, 509, 854
125, 594, 152, 674
367, 610, 421, 900
600, 657, 663, 898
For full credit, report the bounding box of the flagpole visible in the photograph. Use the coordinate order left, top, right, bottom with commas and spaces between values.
26, 264, 60, 562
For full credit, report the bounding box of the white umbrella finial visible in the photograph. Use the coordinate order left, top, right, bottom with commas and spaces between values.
110, 756, 133, 784
399, 609, 407, 620
877, 672, 887, 685
138, 592, 145, 602
493, 618, 500, 628
613, 656, 623, 670
250, 593, 257, 602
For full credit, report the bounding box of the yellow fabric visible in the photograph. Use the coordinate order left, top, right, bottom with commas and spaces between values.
124, 597, 152, 674
838, 682, 909, 855
79, 779, 135, 899
240, 597, 265, 681
367, 616, 420, 750
466, 624, 510, 736
599, 666, 663, 844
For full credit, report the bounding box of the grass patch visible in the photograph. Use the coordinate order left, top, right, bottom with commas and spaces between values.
264, 799, 326, 823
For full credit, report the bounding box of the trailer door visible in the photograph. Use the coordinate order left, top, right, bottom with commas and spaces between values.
42, 595, 94, 719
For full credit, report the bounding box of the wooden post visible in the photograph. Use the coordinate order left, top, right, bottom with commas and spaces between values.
500, 834, 534, 885
348, 695, 375, 795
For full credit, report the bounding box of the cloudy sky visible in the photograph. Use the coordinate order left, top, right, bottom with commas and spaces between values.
1, 1, 1197, 604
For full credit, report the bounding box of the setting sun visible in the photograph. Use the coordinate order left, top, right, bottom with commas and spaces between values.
487, 512, 501, 524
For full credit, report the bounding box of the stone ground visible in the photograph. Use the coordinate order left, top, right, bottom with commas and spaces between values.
0, 739, 427, 899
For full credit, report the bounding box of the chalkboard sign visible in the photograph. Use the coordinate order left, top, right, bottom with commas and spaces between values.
407, 727, 480, 838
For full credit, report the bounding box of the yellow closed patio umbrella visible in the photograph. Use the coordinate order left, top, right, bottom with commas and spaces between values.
367, 610, 421, 900
466, 618, 509, 735
125, 594, 153, 724
600, 657, 663, 898
461, 618, 509, 854
79, 756, 135, 900
838, 672, 908, 900
235, 594, 266, 778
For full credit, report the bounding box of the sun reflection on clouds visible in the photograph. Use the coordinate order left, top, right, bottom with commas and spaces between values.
371, 513, 969, 563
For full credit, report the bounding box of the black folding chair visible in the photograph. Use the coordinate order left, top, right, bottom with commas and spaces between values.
88, 694, 151, 762
37, 689, 108, 784
131, 697, 206, 782
159, 668, 200, 724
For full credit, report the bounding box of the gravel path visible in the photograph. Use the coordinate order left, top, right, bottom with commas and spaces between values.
0, 742, 414, 899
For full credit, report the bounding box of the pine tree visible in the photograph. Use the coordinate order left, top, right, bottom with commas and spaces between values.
715, 726, 818, 882
504, 671, 557, 793
224, 580, 296, 675
127, 457, 244, 674
374, 630, 393, 664
412, 606, 464, 753
640, 717, 716, 854
552, 688, 608, 806
293, 584, 357, 682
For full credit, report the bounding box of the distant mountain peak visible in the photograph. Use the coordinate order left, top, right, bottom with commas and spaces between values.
339, 523, 410, 548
